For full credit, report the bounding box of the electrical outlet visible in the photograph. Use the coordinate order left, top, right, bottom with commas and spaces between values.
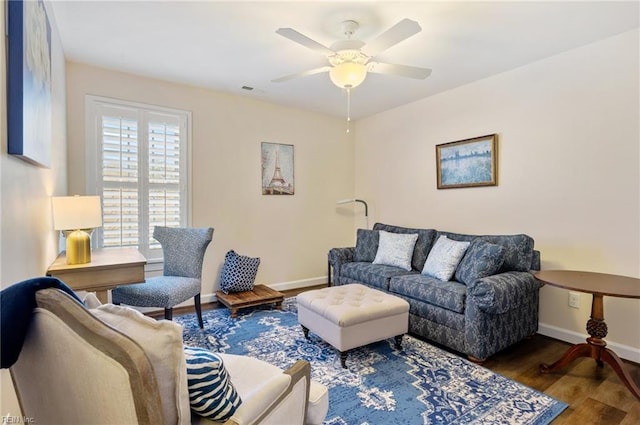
568, 292, 580, 309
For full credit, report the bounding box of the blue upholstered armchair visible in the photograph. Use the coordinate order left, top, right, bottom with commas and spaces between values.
112, 226, 214, 328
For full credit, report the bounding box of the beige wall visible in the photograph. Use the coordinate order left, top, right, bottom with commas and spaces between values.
1, 0, 68, 416
1, 3, 67, 286
65, 63, 356, 298
2, 3, 637, 415
354, 29, 640, 360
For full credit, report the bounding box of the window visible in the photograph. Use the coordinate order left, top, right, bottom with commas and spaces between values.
86, 96, 191, 261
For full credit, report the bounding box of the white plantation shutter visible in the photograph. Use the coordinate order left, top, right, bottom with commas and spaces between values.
147, 115, 183, 250
87, 96, 190, 261
101, 112, 140, 248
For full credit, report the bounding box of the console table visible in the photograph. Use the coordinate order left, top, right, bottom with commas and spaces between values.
535, 270, 640, 400
47, 247, 147, 303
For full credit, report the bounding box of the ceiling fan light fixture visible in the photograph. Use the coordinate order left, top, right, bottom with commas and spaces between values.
329, 62, 367, 89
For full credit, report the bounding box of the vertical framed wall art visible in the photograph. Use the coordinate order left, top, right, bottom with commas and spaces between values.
7, 0, 53, 167
261, 142, 294, 195
436, 134, 498, 189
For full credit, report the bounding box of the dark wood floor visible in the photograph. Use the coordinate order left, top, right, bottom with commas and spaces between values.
483, 334, 640, 425
161, 285, 640, 424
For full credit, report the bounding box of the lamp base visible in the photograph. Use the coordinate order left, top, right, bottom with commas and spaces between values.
64, 229, 92, 265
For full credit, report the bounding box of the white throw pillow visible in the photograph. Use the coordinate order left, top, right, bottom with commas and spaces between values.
91, 304, 191, 425
372, 230, 419, 271
422, 235, 471, 281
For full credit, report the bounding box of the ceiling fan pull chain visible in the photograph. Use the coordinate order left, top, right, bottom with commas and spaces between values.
346, 87, 351, 134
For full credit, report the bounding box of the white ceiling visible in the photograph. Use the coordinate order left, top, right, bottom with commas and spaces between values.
50, 1, 639, 120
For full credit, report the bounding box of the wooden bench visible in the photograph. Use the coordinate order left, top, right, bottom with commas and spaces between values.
216, 284, 284, 318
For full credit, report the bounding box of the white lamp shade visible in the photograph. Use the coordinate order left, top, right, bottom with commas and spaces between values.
329, 62, 367, 89
52, 196, 103, 230
336, 198, 356, 204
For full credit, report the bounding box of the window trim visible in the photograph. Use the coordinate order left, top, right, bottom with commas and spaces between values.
85, 95, 193, 260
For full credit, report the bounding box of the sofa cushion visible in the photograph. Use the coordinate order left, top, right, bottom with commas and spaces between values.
353, 229, 379, 262
220, 250, 260, 294
184, 346, 242, 421
478, 234, 534, 272
372, 230, 419, 271
439, 231, 534, 272
340, 262, 415, 291
373, 223, 437, 271
421, 236, 470, 281
399, 296, 466, 331
455, 240, 505, 285
389, 274, 467, 314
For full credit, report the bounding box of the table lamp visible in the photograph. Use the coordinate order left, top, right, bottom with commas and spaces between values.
336, 199, 368, 217
52, 195, 103, 265
336, 198, 369, 228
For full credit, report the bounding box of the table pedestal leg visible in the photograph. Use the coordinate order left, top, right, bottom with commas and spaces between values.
540, 293, 640, 401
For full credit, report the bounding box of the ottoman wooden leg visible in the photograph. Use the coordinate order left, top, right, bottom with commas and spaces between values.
394, 334, 403, 350
301, 325, 310, 339
339, 351, 348, 369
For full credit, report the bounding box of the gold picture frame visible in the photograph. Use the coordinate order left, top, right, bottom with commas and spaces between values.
436, 134, 498, 189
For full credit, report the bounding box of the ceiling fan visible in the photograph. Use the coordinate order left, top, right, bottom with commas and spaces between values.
272, 18, 432, 89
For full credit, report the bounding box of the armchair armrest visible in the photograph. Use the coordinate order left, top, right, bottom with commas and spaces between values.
467, 271, 542, 314
328, 247, 355, 284
213, 359, 310, 425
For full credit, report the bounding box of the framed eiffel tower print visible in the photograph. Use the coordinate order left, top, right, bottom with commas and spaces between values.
261, 142, 294, 195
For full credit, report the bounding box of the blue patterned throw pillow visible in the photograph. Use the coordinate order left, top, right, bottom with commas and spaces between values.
422, 235, 470, 281
184, 346, 242, 421
455, 240, 505, 285
372, 230, 419, 271
220, 250, 260, 294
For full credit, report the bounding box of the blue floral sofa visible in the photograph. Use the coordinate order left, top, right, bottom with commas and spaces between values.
328, 223, 542, 361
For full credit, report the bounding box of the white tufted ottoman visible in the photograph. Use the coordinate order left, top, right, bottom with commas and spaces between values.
297, 283, 409, 368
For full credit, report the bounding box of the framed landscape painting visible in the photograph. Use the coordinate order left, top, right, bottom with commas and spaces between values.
436, 134, 498, 189
261, 142, 294, 195
7, 0, 53, 167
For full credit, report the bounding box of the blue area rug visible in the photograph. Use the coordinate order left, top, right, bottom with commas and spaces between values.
176, 299, 567, 425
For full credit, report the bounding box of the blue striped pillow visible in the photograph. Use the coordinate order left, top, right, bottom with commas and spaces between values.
184, 346, 242, 421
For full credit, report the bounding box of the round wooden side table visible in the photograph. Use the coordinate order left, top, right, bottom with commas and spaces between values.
535, 270, 640, 401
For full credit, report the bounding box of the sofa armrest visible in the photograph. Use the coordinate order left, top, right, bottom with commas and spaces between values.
328, 247, 355, 283
467, 271, 542, 314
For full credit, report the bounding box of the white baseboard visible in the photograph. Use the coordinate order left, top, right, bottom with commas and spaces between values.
135, 277, 327, 313
538, 322, 640, 363
266, 276, 327, 292
203, 276, 327, 303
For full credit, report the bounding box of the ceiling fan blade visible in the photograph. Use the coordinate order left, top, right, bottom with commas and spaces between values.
365, 19, 422, 57
276, 28, 335, 56
271, 66, 331, 83
368, 62, 432, 80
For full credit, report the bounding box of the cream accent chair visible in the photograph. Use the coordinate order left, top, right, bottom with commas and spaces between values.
10, 288, 328, 425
